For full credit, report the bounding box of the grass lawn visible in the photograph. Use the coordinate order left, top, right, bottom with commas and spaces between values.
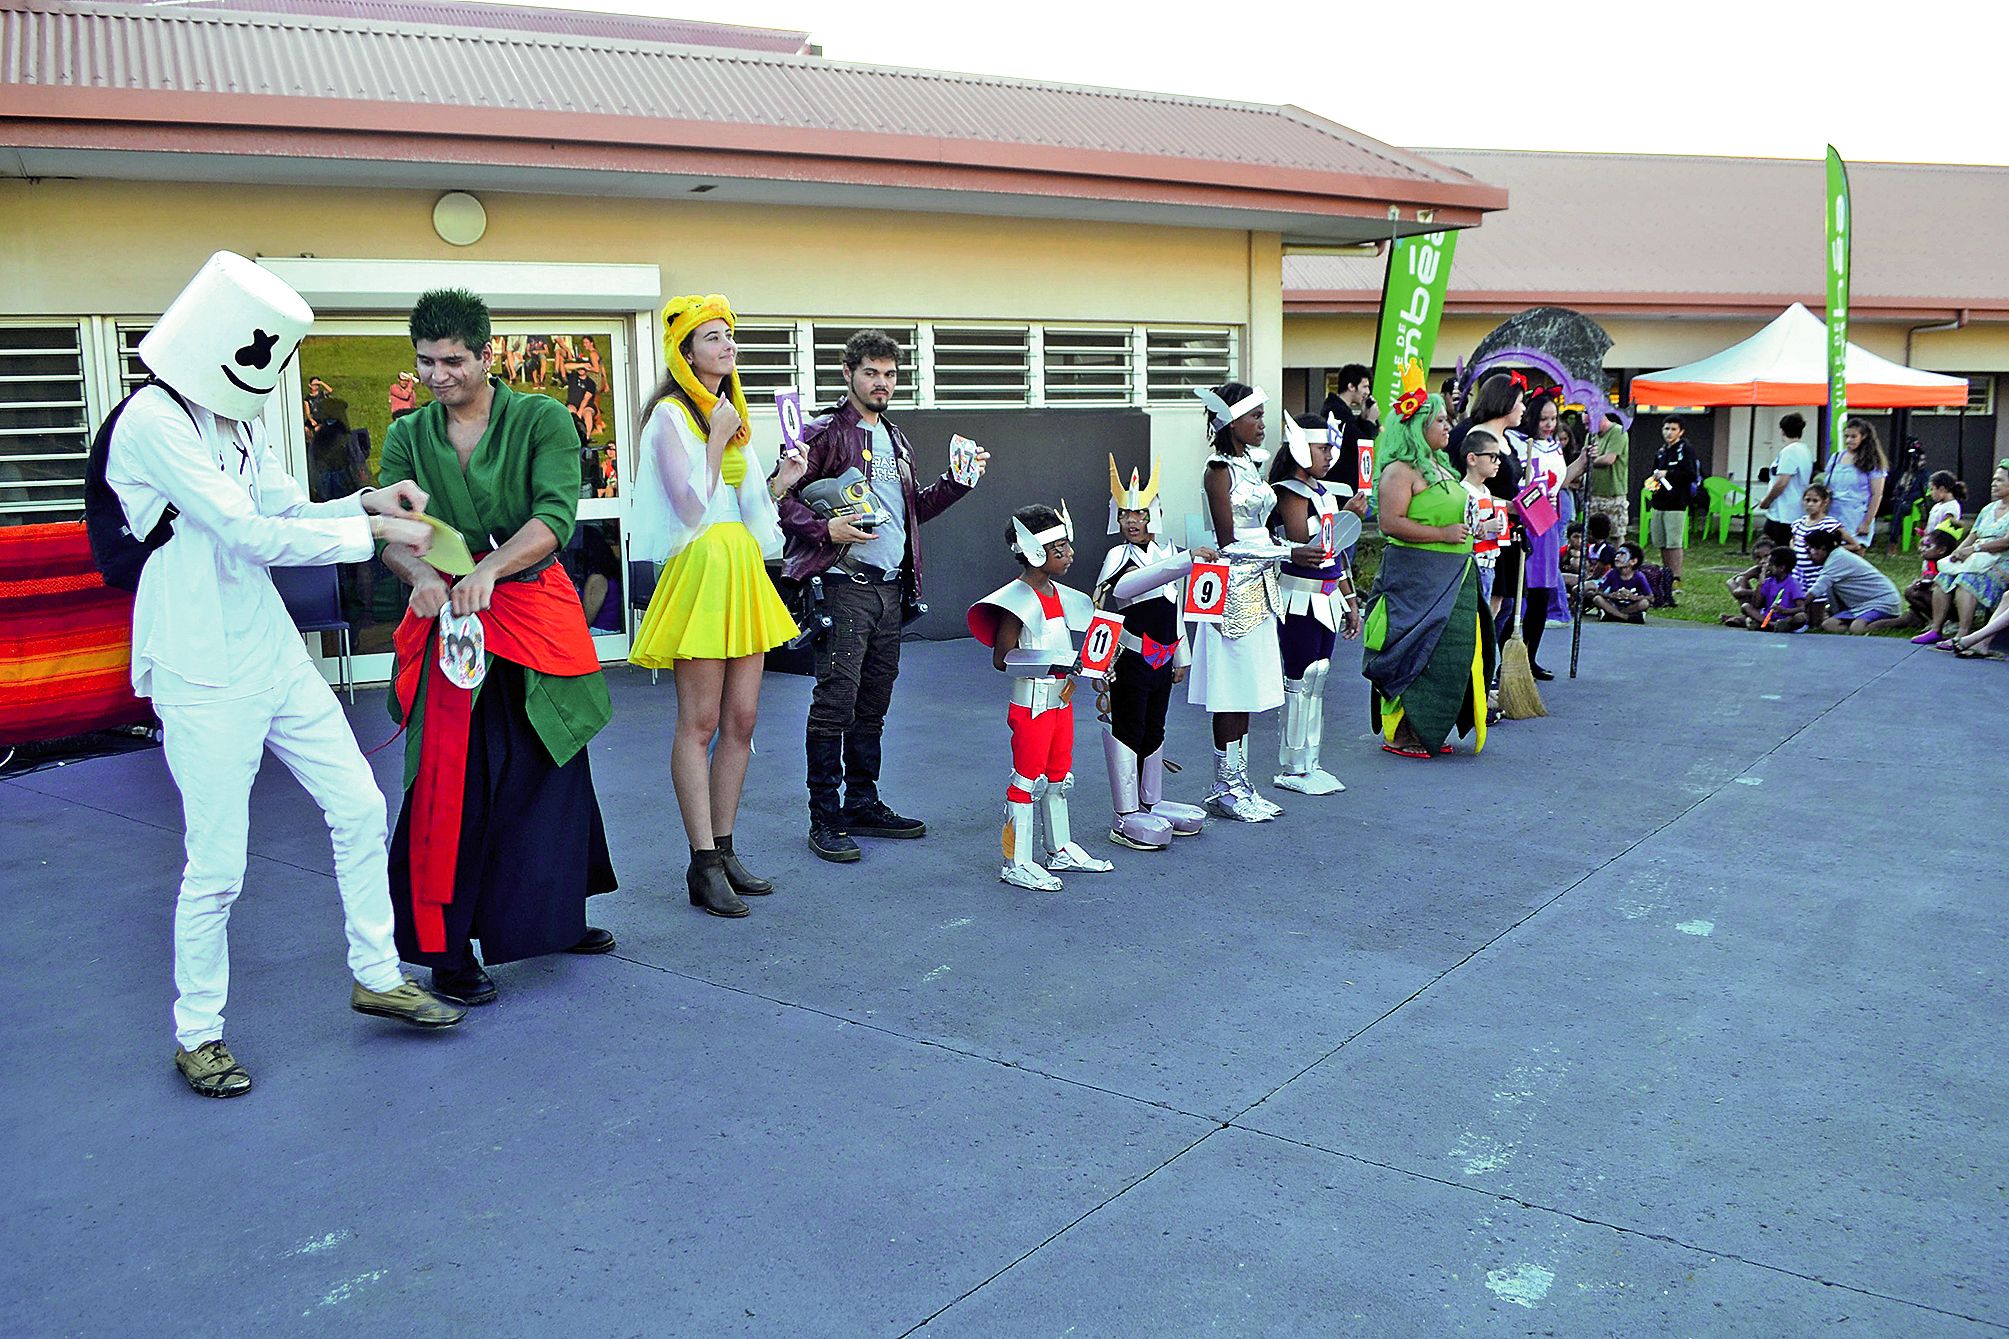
1349, 530, 1925, 637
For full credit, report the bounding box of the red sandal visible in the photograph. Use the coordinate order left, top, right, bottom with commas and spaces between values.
1381, 742, 1431, 759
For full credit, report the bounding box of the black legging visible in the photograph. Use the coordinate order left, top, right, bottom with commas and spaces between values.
1522, 587, 1553, 668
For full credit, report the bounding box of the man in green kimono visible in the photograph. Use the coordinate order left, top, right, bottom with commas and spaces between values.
376, 289, 618, 1006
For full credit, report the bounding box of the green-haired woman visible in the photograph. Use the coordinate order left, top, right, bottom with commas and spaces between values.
1360, 379, 1495, 758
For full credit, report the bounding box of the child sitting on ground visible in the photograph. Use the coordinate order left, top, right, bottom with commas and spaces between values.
1739, 546, 1806, 631
1900, 523, 1965, 632
1804, 528, 1905, 634
1589, 542, 1654, 623
1584, 512, 1617, 581
1923, 471, 1967, 544
1722, 536, 1779, 623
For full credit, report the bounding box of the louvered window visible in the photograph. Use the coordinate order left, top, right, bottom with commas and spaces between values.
0, 324, 92, 520
118, 325, 154, 390
729, 323, 797, 396
1145, 328, 1236, 401
1913, 375, 1995, 416
1043, 328, 1133, 404
812, 325, 917, 407
932, 326, 1030, 405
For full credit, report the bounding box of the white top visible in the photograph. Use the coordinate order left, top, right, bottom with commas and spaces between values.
1767, 439, 1814, 523
628, 399, 783, 565
107, 386, 374, 704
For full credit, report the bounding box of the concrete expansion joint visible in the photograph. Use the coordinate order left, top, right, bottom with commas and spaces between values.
1235, 1125, 2005, 1332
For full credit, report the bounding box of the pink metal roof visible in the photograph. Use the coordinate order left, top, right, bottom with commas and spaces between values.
1284, 149, 2009, 317
0, 0, 1504, 220
113, 0, 817, 53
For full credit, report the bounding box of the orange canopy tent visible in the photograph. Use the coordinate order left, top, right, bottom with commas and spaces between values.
1629, 303, 1969, 408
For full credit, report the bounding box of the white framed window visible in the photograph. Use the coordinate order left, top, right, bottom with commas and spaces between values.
1145, 328, 1237, 402
116, 324, 153, 391
1042, 327, 1133, 404
729, 322, 798, 396
813, 324, 918, 408
1912, 375, 1995, 416
932, 325, 1031, 406
0, 321, 93, 522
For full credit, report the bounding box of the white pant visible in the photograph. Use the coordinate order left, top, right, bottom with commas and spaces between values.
158, 660, 402, 1048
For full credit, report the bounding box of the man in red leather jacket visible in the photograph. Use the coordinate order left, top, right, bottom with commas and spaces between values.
776, 329, 984, 862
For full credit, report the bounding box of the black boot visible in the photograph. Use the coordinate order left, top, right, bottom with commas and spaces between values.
1523, 588, 1554, 679
806, 733, 860, 862
841, 729, 926, 838
687, 848, 749, 918
433, 944, 497, 1005
714, 833, 773, 895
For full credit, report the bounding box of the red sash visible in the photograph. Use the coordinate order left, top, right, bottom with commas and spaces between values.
392, 564, 600, 953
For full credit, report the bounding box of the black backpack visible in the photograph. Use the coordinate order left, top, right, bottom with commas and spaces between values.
84, 378, 190, 592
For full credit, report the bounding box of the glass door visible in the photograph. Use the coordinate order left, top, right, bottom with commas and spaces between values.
282, 316, 640, 686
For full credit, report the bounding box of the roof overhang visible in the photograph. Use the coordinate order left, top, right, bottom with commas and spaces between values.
1286, 290, 2009, 320
2, 86, 1504, 244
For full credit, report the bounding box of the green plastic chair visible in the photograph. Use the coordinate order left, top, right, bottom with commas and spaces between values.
1700, 477, 1748, 543
1899, 499, 1926, 552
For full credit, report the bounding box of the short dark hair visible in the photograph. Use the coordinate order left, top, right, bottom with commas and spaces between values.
1780, 412, 1806, 437
1007, 504, 1064, 565
1804, 527, 1844, 554
1588, 513, 1613, 541
842, 329, 902, 371
1468, 372, 1522, 425
1767, 546, 1796, 570
409, 288, 491, 352
1339, 363, 1370, 392
1663, 415, 1686, 434
1619, 542, 1645, 564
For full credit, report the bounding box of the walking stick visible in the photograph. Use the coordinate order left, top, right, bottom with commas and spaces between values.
1569, 477, 1590, 679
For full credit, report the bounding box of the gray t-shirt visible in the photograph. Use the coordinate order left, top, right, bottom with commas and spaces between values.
849, 419, 909, 576
1808, 548, 1900, 613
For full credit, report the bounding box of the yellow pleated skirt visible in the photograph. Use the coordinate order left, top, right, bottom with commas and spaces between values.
629, 521, 798, 666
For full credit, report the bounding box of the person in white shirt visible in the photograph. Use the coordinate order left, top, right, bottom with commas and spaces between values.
1755, 412, 1815, 548
107, 253, 465, 1099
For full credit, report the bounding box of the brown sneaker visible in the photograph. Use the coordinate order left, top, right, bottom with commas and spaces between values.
174, 1040, 252, 1098
351, 975, 467, 1029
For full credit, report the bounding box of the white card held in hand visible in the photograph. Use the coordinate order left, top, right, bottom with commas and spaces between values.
437, 608, 487, 690
949, 434, 984, 486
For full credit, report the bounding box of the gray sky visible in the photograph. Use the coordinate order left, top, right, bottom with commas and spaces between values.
507, 0, 2001, 166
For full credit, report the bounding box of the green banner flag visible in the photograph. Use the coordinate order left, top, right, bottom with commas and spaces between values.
1371, 230, 1458, 418
1825, 146, 1852, 450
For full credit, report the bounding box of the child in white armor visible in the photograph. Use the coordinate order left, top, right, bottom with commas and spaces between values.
1094, 457, 1213, 849
967, 503, 1117, 891
1268, 415, 1362, 794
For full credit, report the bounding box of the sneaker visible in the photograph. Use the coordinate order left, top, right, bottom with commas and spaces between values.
352, 975, 467, 1028
808, 822, 861, 863
174, 1040, 252, 1098
842, 800, 927, 839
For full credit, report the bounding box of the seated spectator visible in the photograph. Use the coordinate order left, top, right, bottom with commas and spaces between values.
1899, 524, 1964, 632
1722, 536, 1779, 623
1790, 483, 1851, 587
1738, 546, 1806, 631
1584, 512, 1617, 579
1940, 594, 2009, 658
1917, 461, 2009, 647
1923, 471, 1967, 539
1589, 542, 1653, 623
1804, 529, 1904, 633
1560, 522, 1586, 578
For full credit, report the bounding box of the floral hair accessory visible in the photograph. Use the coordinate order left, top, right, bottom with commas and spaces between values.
1394, 358, 1430, 422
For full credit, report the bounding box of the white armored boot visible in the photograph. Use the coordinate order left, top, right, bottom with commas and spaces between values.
1228, 736, 1282, 819
1043, 773, 1115, 873
1001, 774, 1063, 891
1139, 749, 1205, 835
1206, 741, 1274, 823
1275, 659, 1343, 795
1104, 733, 1173, 850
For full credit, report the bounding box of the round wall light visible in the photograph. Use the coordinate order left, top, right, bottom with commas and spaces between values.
433, 192, 488, 247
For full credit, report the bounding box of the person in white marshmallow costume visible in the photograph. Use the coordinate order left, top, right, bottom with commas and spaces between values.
967, 502, 1117, 891
1092, 457, 1211, 849
106, 252, 465, 1098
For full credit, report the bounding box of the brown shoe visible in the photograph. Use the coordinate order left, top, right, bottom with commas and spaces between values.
351, 975, 467, 1029
174, 1040, 252, 1098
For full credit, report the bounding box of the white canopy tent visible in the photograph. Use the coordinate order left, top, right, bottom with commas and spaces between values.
1630, 303, 1969, 408
1630, 304, 1969, 549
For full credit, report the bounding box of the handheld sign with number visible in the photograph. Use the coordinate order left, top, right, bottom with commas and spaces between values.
437, 608, 486, 690
1077, 613, 1124, 679
1183, 561, 1229, 624
775, 390, 805, 455
1358, 442, 1374, 490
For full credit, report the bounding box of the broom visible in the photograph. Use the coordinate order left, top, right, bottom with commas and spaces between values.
1498, 547, 1548, 719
